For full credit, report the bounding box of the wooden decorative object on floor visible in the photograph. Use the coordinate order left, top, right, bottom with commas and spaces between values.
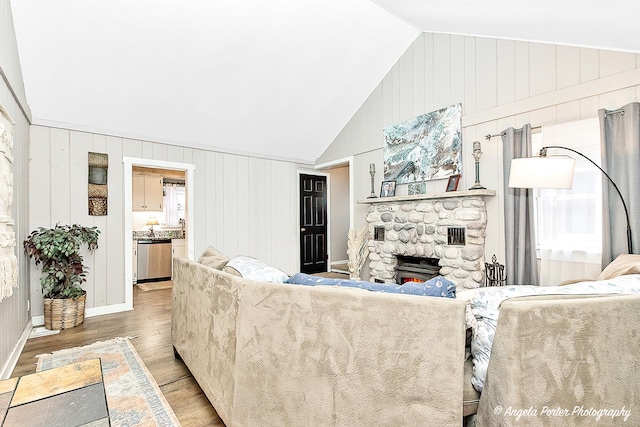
43, 292, 86, 330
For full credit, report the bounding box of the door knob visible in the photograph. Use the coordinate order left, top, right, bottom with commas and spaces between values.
300, 228, 306, 231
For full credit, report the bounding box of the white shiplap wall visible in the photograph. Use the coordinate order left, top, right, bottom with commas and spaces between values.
317, 33, 640, 272
29, 125, 308, 317
0, 0, 31, 378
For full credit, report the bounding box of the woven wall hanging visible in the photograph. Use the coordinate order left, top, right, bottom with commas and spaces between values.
88, 152, 108, 215
0, 104, 18, 302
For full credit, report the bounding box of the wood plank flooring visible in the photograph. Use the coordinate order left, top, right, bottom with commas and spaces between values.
12, 285, 225, 427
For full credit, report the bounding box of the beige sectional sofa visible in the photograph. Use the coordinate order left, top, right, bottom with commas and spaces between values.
171, 257, 467, 426
477, 293, 640, 426
172, 256, 640, 426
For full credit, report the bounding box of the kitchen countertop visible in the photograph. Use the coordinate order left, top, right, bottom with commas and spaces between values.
133, 230, 185, 240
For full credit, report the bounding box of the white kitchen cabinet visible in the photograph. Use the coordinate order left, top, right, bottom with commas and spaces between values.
132, 240, 138, 283
172, 238, 186, 258
132, 175, 163, 211
172, 238, 186, 277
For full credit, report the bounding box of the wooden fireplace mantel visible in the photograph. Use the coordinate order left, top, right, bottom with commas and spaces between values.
357, 189, 496, 204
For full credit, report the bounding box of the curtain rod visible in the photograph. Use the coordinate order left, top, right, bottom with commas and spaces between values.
485, 125, 542, 141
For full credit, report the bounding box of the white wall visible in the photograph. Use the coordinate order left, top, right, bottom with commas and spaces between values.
0, 0, 31, 378
28, 125, 310, 318
318, 33, 640, 275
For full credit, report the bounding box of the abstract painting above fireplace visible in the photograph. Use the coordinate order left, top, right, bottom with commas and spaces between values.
383, 103, 462, 184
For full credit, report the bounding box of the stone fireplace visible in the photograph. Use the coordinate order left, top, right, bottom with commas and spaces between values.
360, 189, 495, 289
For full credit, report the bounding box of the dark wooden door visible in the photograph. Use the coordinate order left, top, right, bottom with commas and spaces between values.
300, 174, 327, 273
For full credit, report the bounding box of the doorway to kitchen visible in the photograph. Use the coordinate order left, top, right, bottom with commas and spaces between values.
123, 157, 195, 311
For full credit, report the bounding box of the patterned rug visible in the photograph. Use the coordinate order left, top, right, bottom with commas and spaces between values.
137, 281, 173, 291
36, 337, 180, 426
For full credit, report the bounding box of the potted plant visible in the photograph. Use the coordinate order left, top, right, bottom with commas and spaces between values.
24, 223, 100, 330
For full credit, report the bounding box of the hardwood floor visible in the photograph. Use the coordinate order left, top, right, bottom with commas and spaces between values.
13, 285, 225, 427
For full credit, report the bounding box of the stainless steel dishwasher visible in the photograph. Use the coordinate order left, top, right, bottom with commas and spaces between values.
136, 239, 172, 282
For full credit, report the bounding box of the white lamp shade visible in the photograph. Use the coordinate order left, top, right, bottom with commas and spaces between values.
508, 157, 576, 189
146, 217, 159, 226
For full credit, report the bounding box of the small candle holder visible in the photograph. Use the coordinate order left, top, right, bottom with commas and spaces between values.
367, 163, 378, 198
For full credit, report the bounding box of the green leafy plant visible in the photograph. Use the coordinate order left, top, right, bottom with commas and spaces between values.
24, 224, 100, 299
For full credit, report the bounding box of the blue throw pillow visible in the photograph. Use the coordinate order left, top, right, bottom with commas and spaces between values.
286, 273, 456, 298
400, 276, 456, 298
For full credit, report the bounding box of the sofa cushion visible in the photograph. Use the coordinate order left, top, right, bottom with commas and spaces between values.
225, 256, 289, 283
222, 265, 242, 277
597, 254, 640, 280
198, 246, 230, 270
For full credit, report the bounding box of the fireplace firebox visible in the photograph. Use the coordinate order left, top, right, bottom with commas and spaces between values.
395, 256, 441, 284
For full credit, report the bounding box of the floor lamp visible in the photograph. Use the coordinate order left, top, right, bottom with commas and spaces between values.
508, 145, 633, 254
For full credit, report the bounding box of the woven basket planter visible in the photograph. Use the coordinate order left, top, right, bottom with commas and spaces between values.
43, 292, 86, 330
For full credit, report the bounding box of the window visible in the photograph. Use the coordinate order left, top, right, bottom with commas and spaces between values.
533, 118, 602, 284
163, 184, 185, 225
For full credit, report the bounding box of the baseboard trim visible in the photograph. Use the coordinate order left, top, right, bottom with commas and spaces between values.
1, 320, 32, 379
31, 303, 132, 327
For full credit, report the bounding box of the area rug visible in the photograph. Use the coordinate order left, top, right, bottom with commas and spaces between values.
36, 337, 180, 426
137, 281, 173, 291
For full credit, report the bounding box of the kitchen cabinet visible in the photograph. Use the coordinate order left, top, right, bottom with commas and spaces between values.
132, 240, 138, 283
172, 238, 186, 258
172, 238, 186, 277
133, 176, 163, 211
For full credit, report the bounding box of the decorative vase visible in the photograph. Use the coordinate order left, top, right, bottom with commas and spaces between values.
43, 292, 86, 330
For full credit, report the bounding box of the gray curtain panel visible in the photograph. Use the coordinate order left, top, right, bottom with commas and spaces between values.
502, 124, 539, 285
599, 102, 640, 266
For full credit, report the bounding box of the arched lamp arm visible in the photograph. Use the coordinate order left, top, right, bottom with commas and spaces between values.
540, 146, 632, 254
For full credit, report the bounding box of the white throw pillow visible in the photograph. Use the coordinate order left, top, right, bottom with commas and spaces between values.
225, 256, 289, 283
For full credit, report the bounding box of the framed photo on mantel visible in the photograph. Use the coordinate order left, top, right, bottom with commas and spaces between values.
408, 182, 426, 195
446, 174, 461, 192
380, 180, 396, 197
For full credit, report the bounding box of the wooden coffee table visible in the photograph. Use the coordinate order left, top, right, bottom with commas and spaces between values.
0, 358, 109, 426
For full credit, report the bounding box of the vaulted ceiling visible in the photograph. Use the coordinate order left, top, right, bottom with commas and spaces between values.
10, 1, 639, 164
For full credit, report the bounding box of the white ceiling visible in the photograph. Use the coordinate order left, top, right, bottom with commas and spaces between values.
373, 0, 640, 53
10, 1, 640, 164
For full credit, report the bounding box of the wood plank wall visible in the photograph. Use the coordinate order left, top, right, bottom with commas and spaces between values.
29, 126, 307, 317
0, 0, 31, 378
318, 33, 640, 267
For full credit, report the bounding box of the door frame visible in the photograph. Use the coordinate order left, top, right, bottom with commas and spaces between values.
301, 155, 354, 273
297, 170, 330, 273
123, 157, 195, 310
314, 156, 354, 230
